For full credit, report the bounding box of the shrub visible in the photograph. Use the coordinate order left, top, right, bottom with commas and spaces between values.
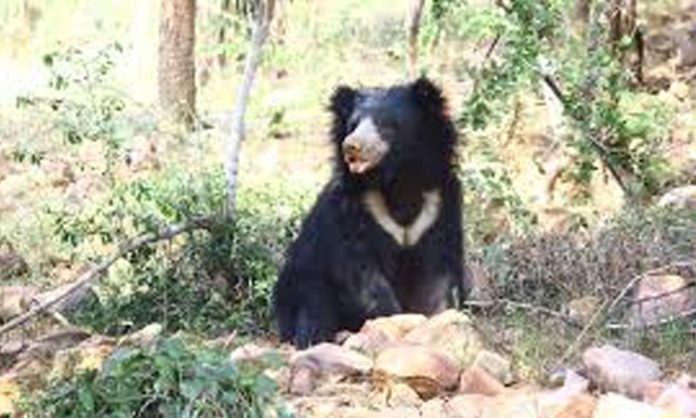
22, 336, 293, 418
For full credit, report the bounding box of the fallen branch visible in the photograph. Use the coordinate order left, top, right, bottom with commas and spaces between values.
606, 307, 696, 331
0, 216, 212, 337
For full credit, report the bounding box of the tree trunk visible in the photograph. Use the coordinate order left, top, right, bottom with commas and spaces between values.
572, 0, 591, 37
158, 0, 197, 129
406, 0, 425, 78
225, 0, 275, 216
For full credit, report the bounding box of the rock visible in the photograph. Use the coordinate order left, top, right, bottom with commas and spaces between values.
553, 394, 597, 418
289, 343, 372, 395
459, 366, 507, 397
657, 185, 696, 210
344, 314, 427, 355
652, 383, 696, 417
362, 314, 428, 340
403, 310, 483, 366
565, 296, 601, 325
318, 406, 379, 418
0, 285, 39, 320
379, 406, 420, 418
292, 343, 372, 375
630, 274, 694, 327
386, 383, 422, 408
0, 247, 28, 280
472, 350, 513, 385
583, 345, 661, 398
120, 323, 163, 347
0, 339, 26, 359
594, 393, 667, 418
420, 398, 448, 418
480, 393, 538, 418
374, 344, 461, 400
230, 342, 274, 364
343, 332, 392, 356
537, 370, 594, 418
290, 366, 317, 396
539, 368, 590, 406
447, 394, 489, 418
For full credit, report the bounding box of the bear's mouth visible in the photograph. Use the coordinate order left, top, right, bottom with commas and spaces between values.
344, 154, 374, 174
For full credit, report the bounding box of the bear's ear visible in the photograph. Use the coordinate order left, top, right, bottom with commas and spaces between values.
409, 76, 445, 112
329, 85, 358, 122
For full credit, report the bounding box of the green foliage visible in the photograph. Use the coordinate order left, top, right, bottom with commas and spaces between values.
13, 42, 152, 179
17, 43, 129, 145
22, 336, 293, 418
435, 0, 676, 201
56, 168, 311, 336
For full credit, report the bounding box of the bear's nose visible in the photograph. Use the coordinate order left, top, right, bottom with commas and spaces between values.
342, 140, 362, 158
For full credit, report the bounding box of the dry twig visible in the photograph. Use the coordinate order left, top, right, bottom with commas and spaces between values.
0, 216, 212, 337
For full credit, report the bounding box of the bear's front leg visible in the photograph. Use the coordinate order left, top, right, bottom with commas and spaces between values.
335, 266, 402, 328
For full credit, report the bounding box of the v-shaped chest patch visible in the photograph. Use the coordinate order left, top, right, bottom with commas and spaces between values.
362, 189, 442, 247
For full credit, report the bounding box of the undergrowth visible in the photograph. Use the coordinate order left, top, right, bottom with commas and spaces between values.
66, 168, 313, 337
22, 335, 293, 418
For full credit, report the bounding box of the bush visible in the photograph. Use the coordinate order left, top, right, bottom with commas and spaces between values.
480, 206, 696, 309
55, 167, 313, 337
22, 336, 293, 418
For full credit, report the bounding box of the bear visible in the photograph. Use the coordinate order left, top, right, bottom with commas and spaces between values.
272, 77, 464, 348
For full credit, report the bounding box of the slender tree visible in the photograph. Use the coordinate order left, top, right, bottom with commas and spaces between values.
225, 0, 276, 215
406, 0, 425, 78
158, 0, 197, 129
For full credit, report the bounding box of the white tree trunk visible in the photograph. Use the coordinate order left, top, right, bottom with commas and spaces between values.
225, 0, 275, 217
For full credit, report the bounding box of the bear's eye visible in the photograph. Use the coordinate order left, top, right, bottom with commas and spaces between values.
379, 118, 399, 134
346, 118, 360, 133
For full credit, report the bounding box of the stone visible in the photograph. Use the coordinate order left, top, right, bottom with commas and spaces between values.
593, 393, 667, 418
471, 350, 513, 385
374, 344, 461, 400
565, 296, 601, 325
0, 247, 28, 281
289, 343, 372, 395
537, 369, 594, 418
378, 406, 421, 418
386, 383, 422, 408
403, 310, 483, 366
447, 394, 489, 418
652, 383, 696, 417
657, 185, 696, 210
630, 274, 694, 327
420, 398, 448, 418
344, 314, 427, 355
480, 393, 538, 418
0, 285, 38, 320
553, 394, 597, 418
120, 323, 162, 347
459, 366, 507, 397
289, 365, 317, 396
583, 345, 661, 399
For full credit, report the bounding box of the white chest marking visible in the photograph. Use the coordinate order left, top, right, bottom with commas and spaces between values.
363, 189, 442, 246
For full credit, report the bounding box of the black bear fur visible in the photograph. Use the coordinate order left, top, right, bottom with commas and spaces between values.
273, 77, 464, 348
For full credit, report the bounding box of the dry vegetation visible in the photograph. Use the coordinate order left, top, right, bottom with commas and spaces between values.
0, 0, 695, 415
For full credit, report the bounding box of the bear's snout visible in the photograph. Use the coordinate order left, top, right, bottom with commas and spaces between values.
342, 117, 388, 174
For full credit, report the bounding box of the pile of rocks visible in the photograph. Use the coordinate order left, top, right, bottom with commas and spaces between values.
256, 310, 696, 418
